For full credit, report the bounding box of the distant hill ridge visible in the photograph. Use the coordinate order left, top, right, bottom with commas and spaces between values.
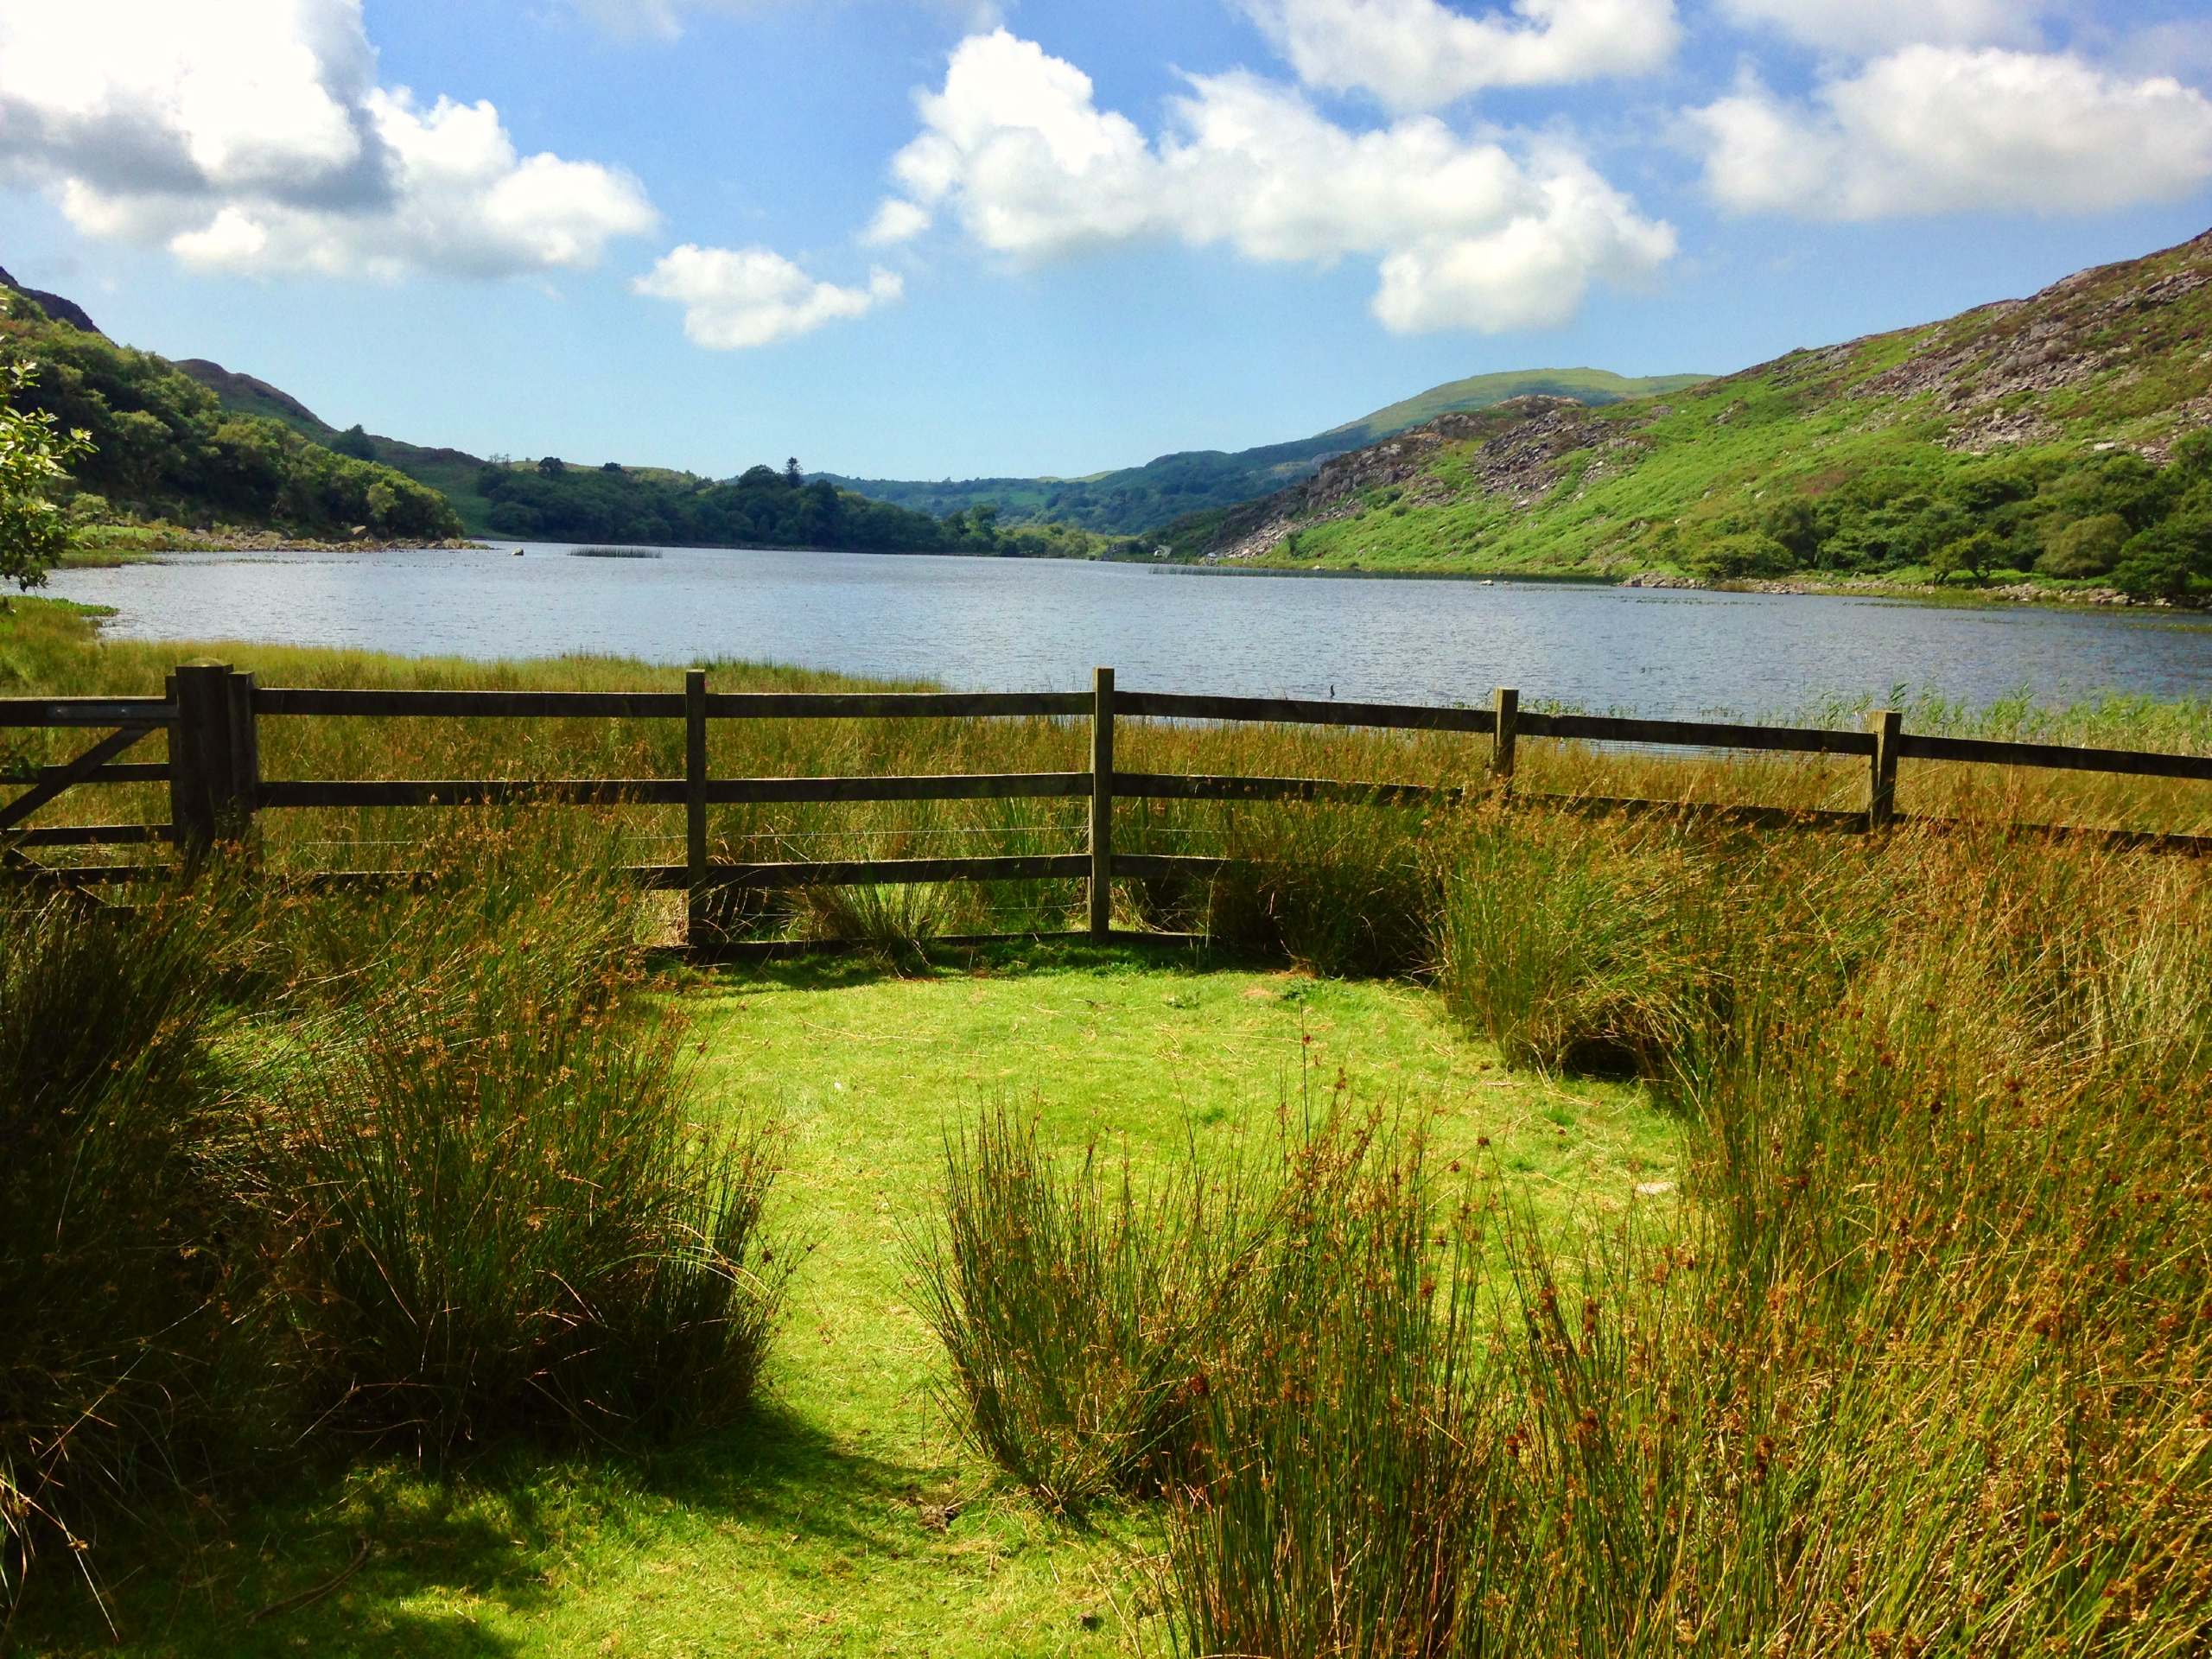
1, 273, 464, 543
819, 368, 1707, 536
1159, 227, 2212, 599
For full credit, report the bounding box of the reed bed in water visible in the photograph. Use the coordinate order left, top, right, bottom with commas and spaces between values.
918, 810, 2212, 1656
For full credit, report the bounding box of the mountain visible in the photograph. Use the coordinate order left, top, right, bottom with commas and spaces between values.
0, 264, 102, 337
1161, 229, 2212, 599
2, 276, 462, 542
819, 369, 1707, 536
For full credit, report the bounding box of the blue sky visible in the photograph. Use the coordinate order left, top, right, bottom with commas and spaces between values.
4, 0, 2211, 480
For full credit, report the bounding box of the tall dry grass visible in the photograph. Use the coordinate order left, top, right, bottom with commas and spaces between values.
921, 812, 2212, 1656
1, 817, 789, 1623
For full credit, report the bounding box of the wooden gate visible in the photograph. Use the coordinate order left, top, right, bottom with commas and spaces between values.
0, 687, 182, 887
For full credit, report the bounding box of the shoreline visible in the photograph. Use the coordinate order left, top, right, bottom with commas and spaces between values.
1149, 560, 2208, 612
64, 527, 487, 564
54, 531, 2208, 616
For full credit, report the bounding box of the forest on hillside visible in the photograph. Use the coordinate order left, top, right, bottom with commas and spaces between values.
0, 296, 459, 541
476, 455, 1118, 556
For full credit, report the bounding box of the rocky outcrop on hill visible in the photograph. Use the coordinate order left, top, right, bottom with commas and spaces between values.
0, 263, 101, 336
1207, 396, 1637, 563
1850, 229, 2212, 452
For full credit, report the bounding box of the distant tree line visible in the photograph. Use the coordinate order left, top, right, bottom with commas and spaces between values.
0, 298, 459, 540
478, 456, 1121, 557
1676, 435, 2212, 599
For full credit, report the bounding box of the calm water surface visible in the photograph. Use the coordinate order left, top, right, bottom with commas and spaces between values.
48, 543, 2212, 717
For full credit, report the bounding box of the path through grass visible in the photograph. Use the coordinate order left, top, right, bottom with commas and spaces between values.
27, 947, 1674, 1657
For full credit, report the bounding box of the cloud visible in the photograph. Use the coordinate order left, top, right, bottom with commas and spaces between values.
1691, 46, 2212, 219
0, 0, 656, 278
861, 197, 933, 245
1234, 0, 1679, 111
634, 245, 904, 347
1715, 0, 2046, 54
879, 29, 1675, 333
569, 0, 1001, 41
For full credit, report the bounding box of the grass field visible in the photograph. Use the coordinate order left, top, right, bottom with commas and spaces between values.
16, 947, 1670, 1656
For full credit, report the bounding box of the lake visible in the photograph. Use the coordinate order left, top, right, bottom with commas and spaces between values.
48, 542, 2212, 717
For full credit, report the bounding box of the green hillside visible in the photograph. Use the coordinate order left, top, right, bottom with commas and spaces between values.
820, 368, 1706, 536
1321, 367, 1707, 442
1165, 229, 2212, 600
0, 289, 461, 543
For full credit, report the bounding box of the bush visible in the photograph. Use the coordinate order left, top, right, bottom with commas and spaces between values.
1688, 531, 1796, 581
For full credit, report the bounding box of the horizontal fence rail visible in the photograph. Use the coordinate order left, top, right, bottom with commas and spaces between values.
5, 665, 2208, 947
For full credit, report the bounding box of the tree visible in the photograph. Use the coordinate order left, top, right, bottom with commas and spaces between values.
537, 455, 567, 477
785, 456, 804, 488
1760, 497, 1824, 567
2111, 503, 2212, 601
330, 423, 377, 461
2035, 513, 2129, 580
1, 359, 92, 592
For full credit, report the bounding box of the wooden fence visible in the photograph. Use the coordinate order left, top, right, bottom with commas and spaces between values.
5, 664, 2209, 953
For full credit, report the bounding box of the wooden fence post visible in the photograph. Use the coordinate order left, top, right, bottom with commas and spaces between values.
172, 662, 243, 861
1090, 666, 1115, 941
1491, 687, 1520, 787
228, 670, 261, 853
164, 670, 186, 852
1867, 708, 1902, 830
685, 668, 712, 950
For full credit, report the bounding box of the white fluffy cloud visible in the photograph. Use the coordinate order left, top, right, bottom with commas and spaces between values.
634, 245, 904, 347
1692, 46, 2212, 219
1716, 0, 2045, 54
0, 0, 657, 278
569, 0, 1001, 41
877, 29, 1675, 333
1235, 0, 1679, 111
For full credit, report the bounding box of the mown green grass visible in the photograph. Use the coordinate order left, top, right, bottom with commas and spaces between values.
16, 946, 1672, 1655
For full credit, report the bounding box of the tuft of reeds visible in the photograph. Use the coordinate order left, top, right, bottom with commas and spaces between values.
255, 830, 789, 1447
0, 890, 263, 1619
3, 818, 793, 1621
909, 1106, 1259, 1513
922, 810, 2212, 1656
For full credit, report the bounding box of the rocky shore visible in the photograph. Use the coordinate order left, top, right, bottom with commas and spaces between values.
1617, 571, 2201, 610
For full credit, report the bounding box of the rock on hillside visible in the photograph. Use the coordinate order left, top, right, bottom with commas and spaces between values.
0, 263, 102, 336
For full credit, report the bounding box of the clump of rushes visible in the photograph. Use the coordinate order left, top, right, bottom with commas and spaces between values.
910, 1105, 1263, 1513
1434, 809, 1745, 1076
260, 831, 788, 1447
0, 890, 264, 1619
794, 880, 957, 965
925, 817, 2212, 1655
1166, 1116, 1488, 1658
1181, 800, 1444, 976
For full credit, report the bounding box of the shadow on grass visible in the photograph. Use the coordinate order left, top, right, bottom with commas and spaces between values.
697, 936, 1276, 997
12, 1403, 951, 1657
